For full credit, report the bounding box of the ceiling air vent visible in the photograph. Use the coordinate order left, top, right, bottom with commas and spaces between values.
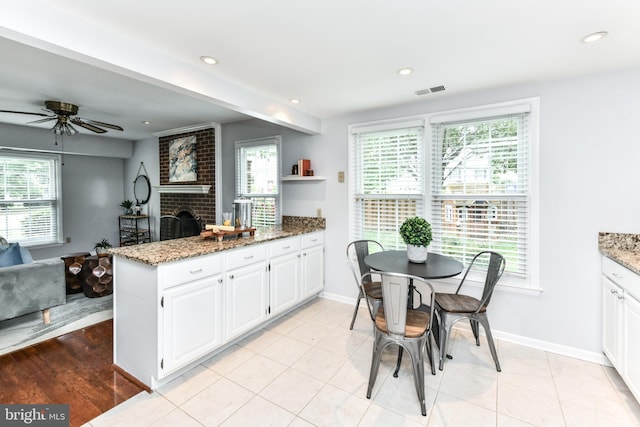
415, 85, 446, 96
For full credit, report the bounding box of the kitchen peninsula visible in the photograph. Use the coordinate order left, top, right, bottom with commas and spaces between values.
599, 232, 640, 403
109, 217, 325, 391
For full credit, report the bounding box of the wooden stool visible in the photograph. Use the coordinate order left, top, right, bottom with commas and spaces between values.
61, 252, 91, 294
80, 255, 113, 298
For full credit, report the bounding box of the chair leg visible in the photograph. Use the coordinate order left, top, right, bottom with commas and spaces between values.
367, 333, 384, 398
438, 315, 452, 371
479, 315, 501, 372
425, 332, 436, 375
406, 341, 427, 416
470, 319, 480, 346
349, 291, 363, 330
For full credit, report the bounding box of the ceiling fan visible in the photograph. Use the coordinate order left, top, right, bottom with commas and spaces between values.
0, 100, 124, 135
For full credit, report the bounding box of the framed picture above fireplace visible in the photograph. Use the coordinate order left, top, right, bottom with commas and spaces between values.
169, 135, 197, 182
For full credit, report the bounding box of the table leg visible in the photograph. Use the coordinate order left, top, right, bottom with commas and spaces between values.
393, 346, 403, 378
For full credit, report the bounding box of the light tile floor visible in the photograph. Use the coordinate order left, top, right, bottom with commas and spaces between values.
84, 298, 640, 426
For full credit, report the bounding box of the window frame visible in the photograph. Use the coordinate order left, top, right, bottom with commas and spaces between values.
234, 135, 282, 227
0, 149, 63, 247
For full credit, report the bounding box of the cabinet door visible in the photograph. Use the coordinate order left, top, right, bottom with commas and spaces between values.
161, 275, 222, 376
270, 252, 300, 316
301, 245, 324, 299
226, 262, 268, 339
623, 293, 640, 401
602, 276, 623, 368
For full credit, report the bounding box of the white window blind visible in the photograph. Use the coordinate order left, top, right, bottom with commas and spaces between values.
0, 151, 62, 245
350, 121, 424, 249
430, 112, 529, 279
235, 136, 281, 227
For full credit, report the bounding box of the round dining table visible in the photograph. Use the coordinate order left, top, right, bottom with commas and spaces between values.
364, 250, 463, 376
364, 250, 463, 279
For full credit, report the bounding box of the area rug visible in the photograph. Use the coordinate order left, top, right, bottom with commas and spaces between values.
0, 293, 113, 356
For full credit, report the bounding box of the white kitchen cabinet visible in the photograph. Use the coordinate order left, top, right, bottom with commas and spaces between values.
225, 245, 268, 340
301, 232, 324, 299
601, 255, 640, 402
161, 274, 222, 375
602, 275, 623, 367
269, 237, 301, 316
113, 252, 222, 389
623, 290, 640, 399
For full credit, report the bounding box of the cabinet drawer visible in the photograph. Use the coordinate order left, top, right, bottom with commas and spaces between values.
226, 245, 267, 271
161, 254, 221, 289
270, 237, 300, 258
301, 232, 324, 248
603, 256, 640, 299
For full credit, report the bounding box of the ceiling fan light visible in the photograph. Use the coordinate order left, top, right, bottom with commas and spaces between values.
51, 121, 63, 135
65, 123, 78, 136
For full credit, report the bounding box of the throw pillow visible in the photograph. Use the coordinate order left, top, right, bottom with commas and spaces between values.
19, 244, 34, 264
0, 243, 24, 267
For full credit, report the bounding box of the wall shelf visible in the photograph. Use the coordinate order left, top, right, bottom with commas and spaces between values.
281, 175, 326, 182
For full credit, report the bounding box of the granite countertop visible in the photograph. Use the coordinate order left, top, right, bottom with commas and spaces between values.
110, 217, 325, 266
599, 232, 640, 275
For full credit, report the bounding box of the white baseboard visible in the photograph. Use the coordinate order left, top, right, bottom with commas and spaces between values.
319, 293, 611, 367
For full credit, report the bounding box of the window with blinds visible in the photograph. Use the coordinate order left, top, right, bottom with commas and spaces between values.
430, 112, 530, 279
0, 151, 62, 245
350, 121, 425, 249
235, 136, 281, 227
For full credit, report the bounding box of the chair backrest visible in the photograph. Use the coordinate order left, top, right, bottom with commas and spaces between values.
457, 251, 506, 310
370, 271, 435, 339
346, 240, 384, 287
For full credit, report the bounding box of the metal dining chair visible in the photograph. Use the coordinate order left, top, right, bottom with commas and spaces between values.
434, 251, 506, 371
362, 271, 436, 416
346, 240, 384, 329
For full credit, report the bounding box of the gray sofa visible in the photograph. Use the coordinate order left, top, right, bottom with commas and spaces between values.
0, 258, 66, 323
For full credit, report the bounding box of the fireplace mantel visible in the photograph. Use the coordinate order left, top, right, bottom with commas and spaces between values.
154, 185, 212, 194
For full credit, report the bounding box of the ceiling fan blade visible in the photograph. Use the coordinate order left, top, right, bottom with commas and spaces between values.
0, 109, 51, 117
26, 116, 57, 124
82, 118, 123, 131
70, 118, 107, 133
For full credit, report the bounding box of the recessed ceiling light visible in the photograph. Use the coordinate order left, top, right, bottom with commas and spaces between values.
142, 121, 151, 125
397, 68, 413, 76
581, 31, 608, 44
200, 55, 218, 65
290, 99, 301, 104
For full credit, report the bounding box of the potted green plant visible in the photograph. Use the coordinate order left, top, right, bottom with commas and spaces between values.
120, 199, 134, 215
94, 238, 112, 256
399, 216, 433, 263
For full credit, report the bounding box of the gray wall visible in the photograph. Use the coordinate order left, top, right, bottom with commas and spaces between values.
0, 123, 131, 259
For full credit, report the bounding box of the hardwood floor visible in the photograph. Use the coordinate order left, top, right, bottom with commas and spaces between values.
0, 319, 144, 427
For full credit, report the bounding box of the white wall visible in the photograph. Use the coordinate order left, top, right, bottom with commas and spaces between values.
0, 123, 131, 259
282, 66, 640, 361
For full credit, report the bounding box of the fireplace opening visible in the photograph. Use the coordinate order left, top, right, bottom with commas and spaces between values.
160, 206, 203, 240
176, 211, 202, 237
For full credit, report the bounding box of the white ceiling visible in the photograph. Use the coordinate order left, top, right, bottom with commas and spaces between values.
1, 0, 639, 140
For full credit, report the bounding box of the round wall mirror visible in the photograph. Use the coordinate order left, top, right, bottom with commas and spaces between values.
134, 175, 151, 205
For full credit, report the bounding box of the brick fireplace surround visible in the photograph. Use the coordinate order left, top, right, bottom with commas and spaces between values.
158, 127, 215, 227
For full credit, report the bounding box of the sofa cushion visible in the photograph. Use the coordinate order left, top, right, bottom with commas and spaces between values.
0, 243, 23, 267
0, 241, 34, 264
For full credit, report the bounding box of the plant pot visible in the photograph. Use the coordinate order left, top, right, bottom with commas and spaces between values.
407, 244, 428, 263
124, 208, 134, 215
95, 247, 109, 256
